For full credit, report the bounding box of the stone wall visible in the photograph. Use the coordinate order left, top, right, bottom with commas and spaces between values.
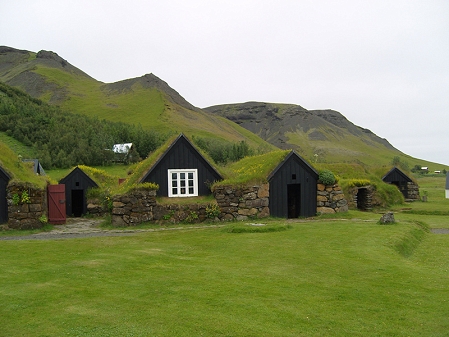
7, 182, 46, 229
317, 183, 349, 214
214, 183, 348, 219
213, 184, 270, 221
405, 182, 420, 200
111, 189, 213, 226
111, 182, 349, 226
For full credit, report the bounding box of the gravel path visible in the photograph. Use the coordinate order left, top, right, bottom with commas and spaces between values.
0, 218, 224, 241
2, 218, 448, 241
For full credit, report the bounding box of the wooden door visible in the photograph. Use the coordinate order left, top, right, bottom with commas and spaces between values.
287, 184, 301, 218
48, 184, 66, 224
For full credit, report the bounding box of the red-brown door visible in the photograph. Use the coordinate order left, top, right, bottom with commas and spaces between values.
48, 184, 66, 224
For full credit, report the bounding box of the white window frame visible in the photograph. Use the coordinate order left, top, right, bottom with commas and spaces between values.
168, 169, 198, 197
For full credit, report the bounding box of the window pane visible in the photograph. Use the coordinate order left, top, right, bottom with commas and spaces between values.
188, 172, 193, 179
172, 181, 177, 187
172, 173, 177, 180
180, 173, 185, 179
188, 180, 193, 187
180, 180, 185, 187
172, 188, 177, 194
189, 187, 194, 194
181, 188, 186, 194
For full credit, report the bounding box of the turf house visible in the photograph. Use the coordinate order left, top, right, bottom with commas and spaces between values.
22, 159, 46, 175
268, 151, 319, 218
0, 166, 11, 224
59, 166, 99, 217
140, 134, 223, 197
382, 167, 419, 200
213, 150, 347, 220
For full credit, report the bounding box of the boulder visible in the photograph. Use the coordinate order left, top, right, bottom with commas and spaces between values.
379, 212, 395, 224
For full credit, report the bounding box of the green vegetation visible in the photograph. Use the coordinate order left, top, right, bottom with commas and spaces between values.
0, 141, 47, 188
1, 213, 448, 336
318, 169, 336, 185
192, 136, 254, 164
18, 64, 275, 152
214, 150, 290, 187
0, 82, 169, 168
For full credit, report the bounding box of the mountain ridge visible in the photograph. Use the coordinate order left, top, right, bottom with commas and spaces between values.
0, 45, 443, 169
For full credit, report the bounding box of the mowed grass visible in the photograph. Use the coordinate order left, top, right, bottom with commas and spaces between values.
392, 174, 449, 227
1, 217, 449, 336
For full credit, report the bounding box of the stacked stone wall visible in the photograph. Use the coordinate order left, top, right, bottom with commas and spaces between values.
6, 182, 46, 229
405, 182, 420, 200
111, 189, 212, 226
213, 184, 270, 221
111, 182, 350, 225
316, 183, 349, 214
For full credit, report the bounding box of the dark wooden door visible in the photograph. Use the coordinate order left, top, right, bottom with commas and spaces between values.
71, 189, 84, 217
287, 184, 301, 218
48, 184, 66, 224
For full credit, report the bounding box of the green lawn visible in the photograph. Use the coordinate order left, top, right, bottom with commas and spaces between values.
1, 216, 449, 336
1, 174, 449, 336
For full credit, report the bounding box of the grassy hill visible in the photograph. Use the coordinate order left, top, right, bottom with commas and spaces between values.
0, 47, 274, 151
205, 102, 447, 171
1, 46, 447, 172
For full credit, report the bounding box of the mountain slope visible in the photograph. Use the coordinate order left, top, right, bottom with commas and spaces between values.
0, 46, 444, 169
204, 102, 413, 167
0, 46, 274, 151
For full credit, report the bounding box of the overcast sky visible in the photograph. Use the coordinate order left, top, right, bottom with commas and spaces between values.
1, 0, 448, 165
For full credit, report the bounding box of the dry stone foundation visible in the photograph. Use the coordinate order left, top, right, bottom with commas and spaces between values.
404, 182, 420, 201
110, 183, 349, 226
7, 182, 46, 229
213, 184, 270, 221
316, 183, 349, 214
111, 189, 212, 226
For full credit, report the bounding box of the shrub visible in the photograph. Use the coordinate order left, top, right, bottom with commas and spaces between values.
319, 170, 336, 185
346, 178, 371, 188
205, 203, 221, 219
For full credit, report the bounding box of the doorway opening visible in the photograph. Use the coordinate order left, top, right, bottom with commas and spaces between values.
356, 187, 371, 211
71, 189, 84, 217
287, 184, 301, 218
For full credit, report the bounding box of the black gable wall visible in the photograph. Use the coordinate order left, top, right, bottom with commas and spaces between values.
269, 154, 318, 218
59, 167, 98, 216
382, 167, 412, 184
141, 136, 222, 197
0, 167, 10, 223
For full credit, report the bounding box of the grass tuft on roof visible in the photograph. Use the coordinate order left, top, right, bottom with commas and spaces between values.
0, 141, 47, 188
214, 150, 291, 188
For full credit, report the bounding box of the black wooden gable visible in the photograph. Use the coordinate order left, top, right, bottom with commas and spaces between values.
268, 151, 318, 218
59, 167, 98, 217
0, 166, 11, 224
140, 134, 223, 197
382, 167, 412, 184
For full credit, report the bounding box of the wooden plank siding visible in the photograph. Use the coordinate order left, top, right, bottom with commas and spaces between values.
268, 152, 318, 218
382, 167, 412, 184
382, 167, 413, 199
141, 134, 222, 197
59, 167, 98, 217
0, 166, 10, 224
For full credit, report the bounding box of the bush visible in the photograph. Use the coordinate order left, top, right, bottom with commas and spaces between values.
319, 170, 336, 185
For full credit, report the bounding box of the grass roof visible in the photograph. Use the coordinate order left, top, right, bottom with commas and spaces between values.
214, 150, 291, 187
114, 134, 225, 194
0, 141, 47, 188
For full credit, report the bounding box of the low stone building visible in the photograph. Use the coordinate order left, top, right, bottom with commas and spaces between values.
382, 167, 420, 201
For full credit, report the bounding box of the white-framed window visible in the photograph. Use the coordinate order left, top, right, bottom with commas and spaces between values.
168, 169, 198, 197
